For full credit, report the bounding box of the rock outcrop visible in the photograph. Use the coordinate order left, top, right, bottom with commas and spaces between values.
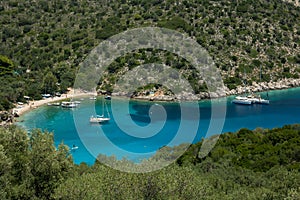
98, 78, 300, 102
225, 78, 300, 96
0, 111, 15, 126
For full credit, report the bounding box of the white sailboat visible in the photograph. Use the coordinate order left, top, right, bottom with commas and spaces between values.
233, 92, 269, 105
90, 98, 110, 123
251, 66, 270, 105
232, 75, 253, 105
89, 115, 110, 123
247, 93, 269, 105
232, 96, 253, 105
232, 67, 270, 105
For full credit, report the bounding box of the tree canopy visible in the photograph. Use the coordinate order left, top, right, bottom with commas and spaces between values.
0, 124, 299, 199
0, 0, 300, 109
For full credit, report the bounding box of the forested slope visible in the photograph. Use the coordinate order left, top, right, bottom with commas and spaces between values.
0, 0, 300, 109
0, 124, 299, 199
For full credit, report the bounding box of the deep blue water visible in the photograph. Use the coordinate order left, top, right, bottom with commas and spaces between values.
17, 87, 300, 165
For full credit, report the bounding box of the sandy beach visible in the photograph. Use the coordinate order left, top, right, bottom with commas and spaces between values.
13, 89, 97, 116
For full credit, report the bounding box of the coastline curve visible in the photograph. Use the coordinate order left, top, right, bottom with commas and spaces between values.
73, 27, 227, 173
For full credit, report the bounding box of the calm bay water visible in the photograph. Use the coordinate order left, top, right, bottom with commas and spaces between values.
17, 87, 300, 165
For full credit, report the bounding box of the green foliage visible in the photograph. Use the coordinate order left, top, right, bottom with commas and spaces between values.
224, 76, 242, 90
52, 124, 300, 199
158, 16, 192, 33
1, 124, 300, 199
0, 55, 14, 75
0, 0, 300, 108
29, 129, 73, 199
197, 126, 300, 172
42, 71, 58, 94
0, 126, 73, 200
0, 0, 300, 196
54, 164, 208, 200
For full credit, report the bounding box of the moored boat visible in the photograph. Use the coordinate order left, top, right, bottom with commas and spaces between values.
232, 95, 269, 105
61, 101, 77, 108
247, 94, 270, 105
89, 115, 110, 123
48, 102, 61, 106
105, 95, 111, 100
42, 94, 51, 98
232, 96, 252, 105
256, 98, 270, 105
71, 144, 79, 151
89, 98, 110, 123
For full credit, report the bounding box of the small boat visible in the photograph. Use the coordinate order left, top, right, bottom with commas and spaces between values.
255, 98, 270, 105
61, 101, 78, 108
48, 102, 61, 106
42, 94, 51, 98
55, 92, 61, 97
89, 115, 110, 123
89, 99, 110, 123
232, 71, 269, 105
71, 144, 79, 151
232, 71, 254, 105
247, 66, 270, 105
89, 96, 97, 100
247, 94, 270, 105
105, 95, 111, 100
232, 96, 252, 105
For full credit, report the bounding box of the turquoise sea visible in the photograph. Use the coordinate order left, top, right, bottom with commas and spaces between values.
17, 87, 300, 165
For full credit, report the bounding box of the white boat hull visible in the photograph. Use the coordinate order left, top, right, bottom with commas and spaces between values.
90, 116, 110, 123
232, 96, 253, 105
61, 101, 78, 108
232, 95, 269, 105
232, 99, 252, 105
256, 99, 270, 105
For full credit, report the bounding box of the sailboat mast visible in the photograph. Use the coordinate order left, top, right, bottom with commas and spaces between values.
102, 97, 104, 116
105, 101, 110, 118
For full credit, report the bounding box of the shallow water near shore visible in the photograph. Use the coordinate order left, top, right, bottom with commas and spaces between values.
17, 87, 300, 165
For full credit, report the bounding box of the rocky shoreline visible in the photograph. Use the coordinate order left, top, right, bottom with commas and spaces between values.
0, 111, 16, 126
225, 78, 300, 96
1, 78, 300, 127
107, 78, 300, 101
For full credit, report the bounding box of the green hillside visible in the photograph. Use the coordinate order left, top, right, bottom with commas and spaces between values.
0, 125, 299, 199
0, 0, 300, 108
